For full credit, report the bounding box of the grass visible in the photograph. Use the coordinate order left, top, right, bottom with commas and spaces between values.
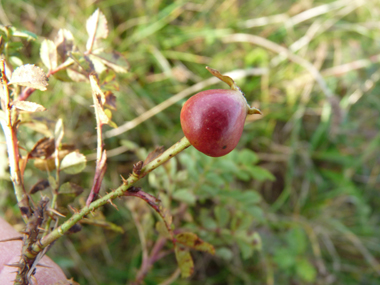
1, 0, 380, 284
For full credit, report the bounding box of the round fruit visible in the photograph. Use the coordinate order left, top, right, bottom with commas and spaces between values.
180, 67, 261, 157
180, 89, 250, 157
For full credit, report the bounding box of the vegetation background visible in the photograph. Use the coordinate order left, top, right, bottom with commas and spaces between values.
1, 0, 380, 284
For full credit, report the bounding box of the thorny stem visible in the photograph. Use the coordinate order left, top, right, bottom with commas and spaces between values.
29, 136, 191, 257
0, 59, 30, 219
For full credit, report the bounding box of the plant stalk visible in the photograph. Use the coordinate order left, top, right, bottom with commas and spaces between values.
29, 136, 191, 256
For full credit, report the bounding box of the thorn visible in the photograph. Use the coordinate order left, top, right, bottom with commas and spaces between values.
47, 208, 66, 217
5, 263, 21, 268
68, 205, 79, 214
108, 199, 119, 211
36, 263, 51, 268
121, 175, 128, 184
0, 236, 23, 242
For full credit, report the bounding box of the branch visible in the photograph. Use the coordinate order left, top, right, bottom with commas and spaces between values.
0, 59, 31, 219
29, 136, 191, 256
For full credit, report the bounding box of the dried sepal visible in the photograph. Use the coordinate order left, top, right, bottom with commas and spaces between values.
29, 179, 50, 194
143, 146, 165, 167
9, 64, 48, 91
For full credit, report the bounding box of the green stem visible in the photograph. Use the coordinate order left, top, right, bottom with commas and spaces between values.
29, 136, 192, 256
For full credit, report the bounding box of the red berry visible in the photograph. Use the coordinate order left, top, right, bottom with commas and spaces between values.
180, 89, 249, 157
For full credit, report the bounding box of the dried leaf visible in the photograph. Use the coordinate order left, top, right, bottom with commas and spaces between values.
143, 146, 165, 166
29, 137, 55, 158
55, 29, 74, 61
174, 247, 194, 278
133, 161, 143, 176
60, 152, 87, 174
59, 182, 84, 197
29, 179, 50, 194
104, 91, 116, 110
9, 64, 48, 90
175, 232, 215, 255
40, 39, 58, 70
86, 9, 108, 51
12, 100, 46, 113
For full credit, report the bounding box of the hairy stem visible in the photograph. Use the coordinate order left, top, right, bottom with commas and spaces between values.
29, 136, 191, 256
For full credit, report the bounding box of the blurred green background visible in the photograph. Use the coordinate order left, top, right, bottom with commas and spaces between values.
1, 0, 380, 284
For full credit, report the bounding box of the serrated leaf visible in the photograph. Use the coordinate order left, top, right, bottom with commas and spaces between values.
86, 9, 108, 51
176, 232, 215, 255
9, 64, 48, 91
174, 247, 194, 278
40, 39, 58, 70
59, 182, 84, 196
12, 100, 46, 113
60, 152, 86, 174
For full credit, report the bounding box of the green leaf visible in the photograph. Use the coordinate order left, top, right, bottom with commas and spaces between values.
60, 152, 86, 174
59, 182, 84, 197
174, 247, 194, 278
273, 248, 296, 269
296, 258, 317, 283
237, 149, 259, 165
216, 247, 233, 261
214, 206, 230, 228
286, 227, 307, 255
244, 165, 276, 181
48, 175, 57, 190
175, 232, 215, 255
40, 39, 58, 70
156, 221, 171, 238
172, 189, 196, 205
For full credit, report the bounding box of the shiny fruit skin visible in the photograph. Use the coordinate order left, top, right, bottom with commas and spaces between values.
180, 89, 248, 157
